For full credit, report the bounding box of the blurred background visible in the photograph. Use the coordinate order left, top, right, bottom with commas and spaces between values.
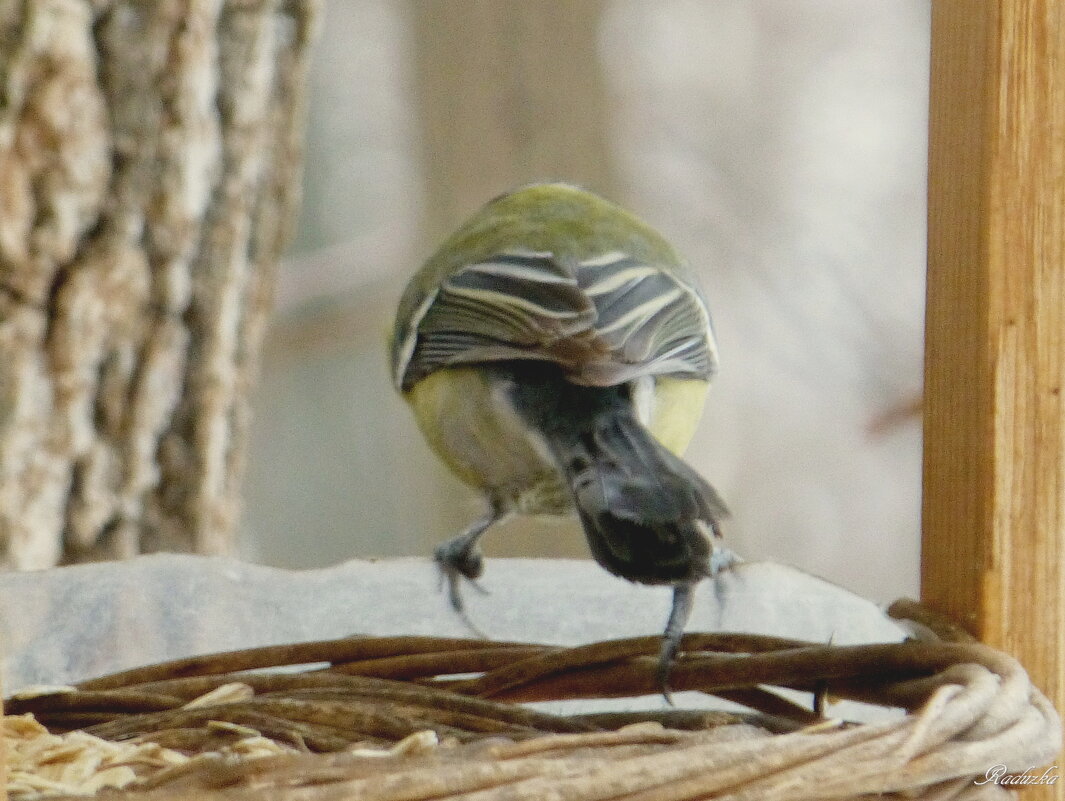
240, 0, 931, 604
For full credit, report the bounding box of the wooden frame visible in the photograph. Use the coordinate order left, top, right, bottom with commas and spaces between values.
923, 1, 1064, 795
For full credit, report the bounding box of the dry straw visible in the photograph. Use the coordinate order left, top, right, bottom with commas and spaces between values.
3, 601, 1060, 800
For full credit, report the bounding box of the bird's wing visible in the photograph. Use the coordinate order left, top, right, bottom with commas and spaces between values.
395, 250, 717, 391
574, 251, 718, 384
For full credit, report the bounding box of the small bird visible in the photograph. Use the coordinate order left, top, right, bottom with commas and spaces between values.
390, 183, 731, 691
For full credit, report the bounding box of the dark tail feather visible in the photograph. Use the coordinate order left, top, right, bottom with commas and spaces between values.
505, 364, 728, 584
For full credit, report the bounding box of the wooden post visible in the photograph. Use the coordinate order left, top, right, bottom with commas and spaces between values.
0, 684, 5, 801
923, 0, 1064, 792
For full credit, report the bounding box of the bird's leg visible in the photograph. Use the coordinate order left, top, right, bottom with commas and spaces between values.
657, 581, 696, 703
434, 505, 506, 621
656, 545, 740, 699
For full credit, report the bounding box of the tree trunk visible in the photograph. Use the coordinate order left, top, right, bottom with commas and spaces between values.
0, 0, 319, 568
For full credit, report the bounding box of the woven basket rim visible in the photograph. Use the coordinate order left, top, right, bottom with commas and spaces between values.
5, 601, 1061, 800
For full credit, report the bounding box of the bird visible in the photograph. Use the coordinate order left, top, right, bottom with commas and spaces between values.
389, 182, 732, 692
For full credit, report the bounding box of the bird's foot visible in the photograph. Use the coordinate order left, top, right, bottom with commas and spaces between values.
657, 582, 697, 704
708, 545, 741, 576
434, 537, 490, 638
657, 633, 681, 706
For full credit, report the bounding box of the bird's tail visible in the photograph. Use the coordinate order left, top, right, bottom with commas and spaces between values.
504, 364, 728, 584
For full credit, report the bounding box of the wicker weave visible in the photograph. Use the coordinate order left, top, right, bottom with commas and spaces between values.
5, 602, 1060, 800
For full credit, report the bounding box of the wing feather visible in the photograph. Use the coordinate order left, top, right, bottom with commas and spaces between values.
397, 250, 717, 390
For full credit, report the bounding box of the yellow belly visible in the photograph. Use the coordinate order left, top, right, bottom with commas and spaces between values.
404, 367, 708, 512
644, 375, 709, 455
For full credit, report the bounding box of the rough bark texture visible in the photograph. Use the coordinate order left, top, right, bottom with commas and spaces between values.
0, 0, 319, 568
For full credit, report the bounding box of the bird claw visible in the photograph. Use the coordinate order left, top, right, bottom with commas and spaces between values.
656, 547, 740, 700
435, 556, 490, 607
656, 582, 697, 702
657, 635, 680, 706
708, 545, 741, 576
434, 537, 485, 580
434, 538, 490, 637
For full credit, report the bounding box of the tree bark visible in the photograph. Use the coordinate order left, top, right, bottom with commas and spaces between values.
0, 0, 319, 568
